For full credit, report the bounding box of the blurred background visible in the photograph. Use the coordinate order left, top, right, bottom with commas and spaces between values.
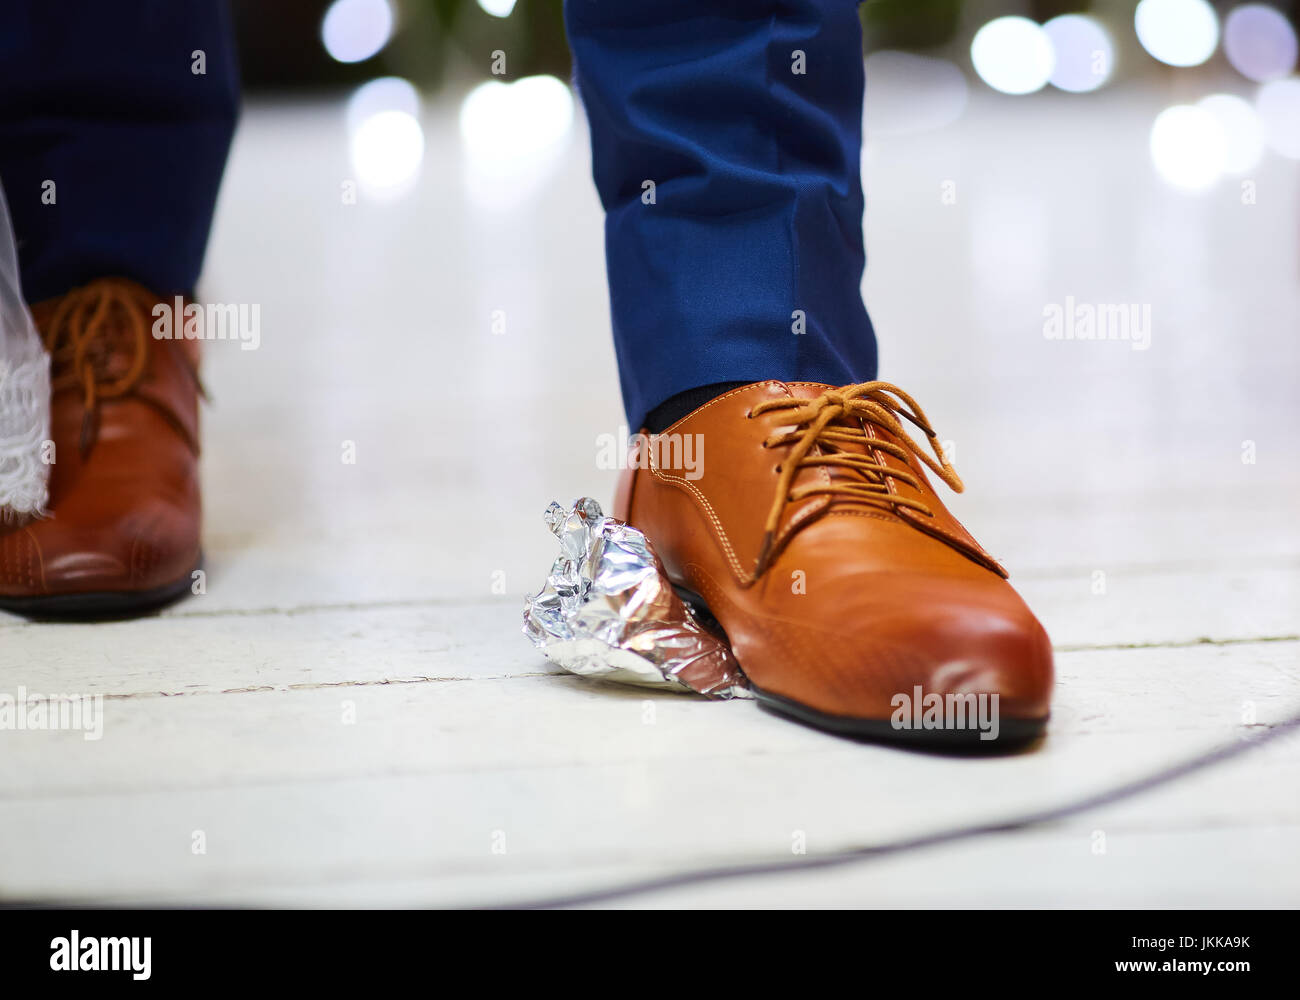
226, 0, 1300, 201
193, 0, 1300, 613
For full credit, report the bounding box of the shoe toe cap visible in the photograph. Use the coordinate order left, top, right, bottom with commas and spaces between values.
742, 578, 1054, 726
2, 500, 198, 597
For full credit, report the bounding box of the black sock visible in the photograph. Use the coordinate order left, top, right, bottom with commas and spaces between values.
642, 381, 752, 433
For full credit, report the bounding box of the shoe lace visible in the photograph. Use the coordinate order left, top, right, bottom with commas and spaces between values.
750, 380, 964, 576
41, 278, 203, 457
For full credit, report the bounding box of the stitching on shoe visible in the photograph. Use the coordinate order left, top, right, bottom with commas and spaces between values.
21, 525, 47, 593
129, 533, 142, 585
652, 433, 827, 584
825, 508, 897, 525
650, 382, 793, 584
652, 457, 749, 583
654, 380, 787, 437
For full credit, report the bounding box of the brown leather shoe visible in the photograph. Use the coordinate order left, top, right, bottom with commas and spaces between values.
0, 278, 203, 619
614, 380, 1053, 747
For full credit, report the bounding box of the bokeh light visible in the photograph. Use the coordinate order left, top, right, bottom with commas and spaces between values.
1255, 77, 1300, 159
321, 0, 394, 65
1198, 94, 1264, 174
350, 112, 424, 198
459, 75, 574, 164
970, 17, 1055, 96
1149, 104, 1227, 191
1135, 0, 1220, 68
1224, 4, 1298, 83
348, 79, 425, 200
476, 0, 518, 17
459, 75, 576, 208
1044, 14, 1114, 93
346, 76, 420, 134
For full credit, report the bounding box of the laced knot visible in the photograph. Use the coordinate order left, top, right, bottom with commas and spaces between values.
749, 381, 963, 577
41, 278, 198, 457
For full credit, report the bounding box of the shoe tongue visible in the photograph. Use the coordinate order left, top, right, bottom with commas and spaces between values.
34, 293, 146, 379
750, 381, 1007, 578
33, 289, 202, 455
773, 382, 935, 514
79, 318, 141, 381
657, 380, 1006, 580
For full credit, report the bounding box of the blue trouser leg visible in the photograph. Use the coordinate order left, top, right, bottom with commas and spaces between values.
565, 0, 876, 428
0, 1, 240, 302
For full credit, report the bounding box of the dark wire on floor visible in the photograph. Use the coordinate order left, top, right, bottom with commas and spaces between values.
491, 708, 1300, 909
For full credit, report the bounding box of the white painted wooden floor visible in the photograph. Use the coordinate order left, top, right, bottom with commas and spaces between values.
1, 75, 1297, 907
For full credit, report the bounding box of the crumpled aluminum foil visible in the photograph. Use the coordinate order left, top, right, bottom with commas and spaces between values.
523, 498, 749, 699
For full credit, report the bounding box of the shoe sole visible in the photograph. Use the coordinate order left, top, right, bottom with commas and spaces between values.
0, 555, 202, 622
750, 684, 1047, 751
674, 584, 1048, 751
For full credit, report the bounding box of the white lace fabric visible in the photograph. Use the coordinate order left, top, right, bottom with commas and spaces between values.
0, 184, 51, 521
